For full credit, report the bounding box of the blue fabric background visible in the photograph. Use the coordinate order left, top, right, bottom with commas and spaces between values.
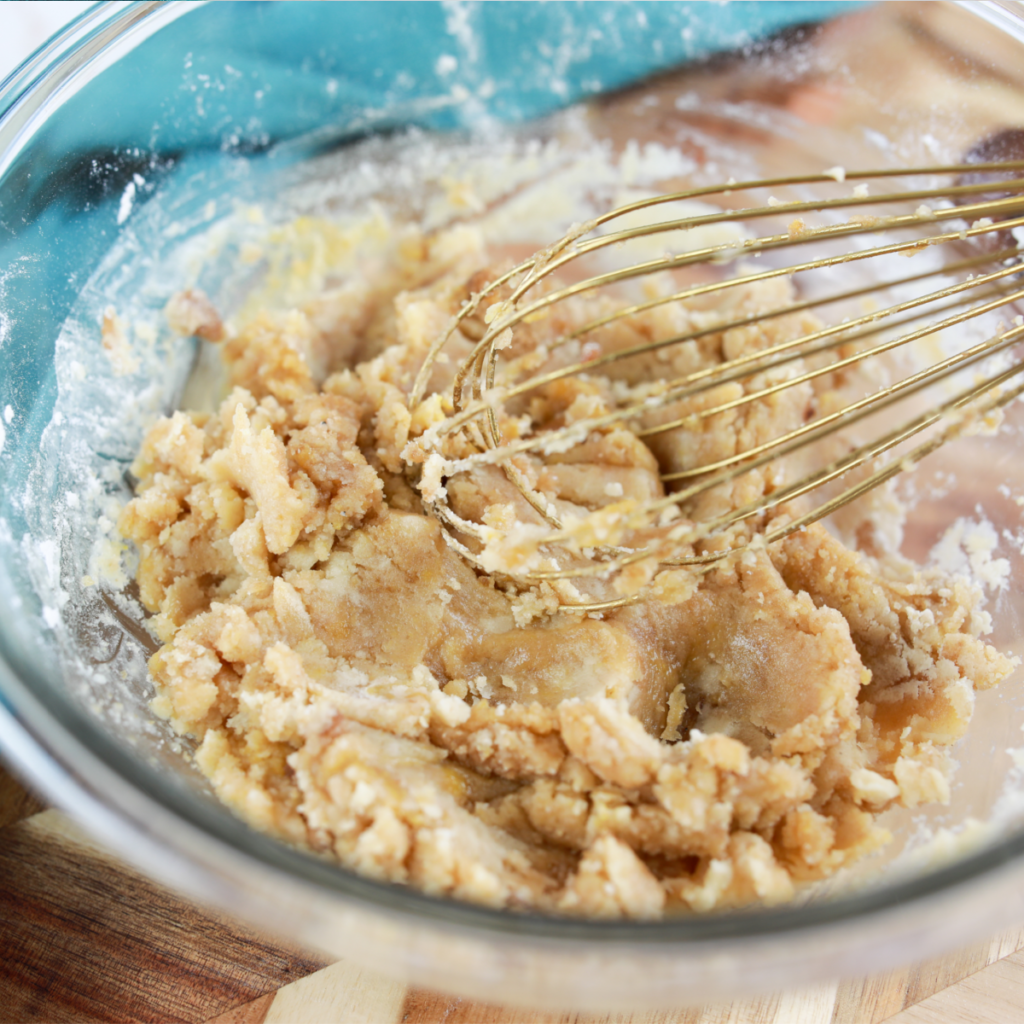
0, 0, 865, 519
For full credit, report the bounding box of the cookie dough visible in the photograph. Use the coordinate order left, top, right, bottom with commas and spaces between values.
119, 218, 1014, 918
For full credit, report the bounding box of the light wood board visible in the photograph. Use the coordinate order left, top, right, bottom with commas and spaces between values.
1, 766, 1023, 1024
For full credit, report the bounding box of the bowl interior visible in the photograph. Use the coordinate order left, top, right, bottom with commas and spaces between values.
4, 0, 1024, 1002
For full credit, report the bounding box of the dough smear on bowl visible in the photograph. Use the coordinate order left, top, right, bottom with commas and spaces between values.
119, 218, 1015, 919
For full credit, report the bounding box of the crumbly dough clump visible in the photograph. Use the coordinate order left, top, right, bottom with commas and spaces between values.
120, 222, 1015, 918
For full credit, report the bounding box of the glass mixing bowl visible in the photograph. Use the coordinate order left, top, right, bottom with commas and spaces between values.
4, 0, 1024, 1010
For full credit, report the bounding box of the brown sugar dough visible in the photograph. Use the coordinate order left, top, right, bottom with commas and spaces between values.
120, 222, 1016, 919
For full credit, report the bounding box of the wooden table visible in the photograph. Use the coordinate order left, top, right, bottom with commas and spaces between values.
2, 764, 1023, 1024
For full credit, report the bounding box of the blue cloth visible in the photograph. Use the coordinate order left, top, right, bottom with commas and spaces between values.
0, 0, 865, 513
4, 2, 864, 156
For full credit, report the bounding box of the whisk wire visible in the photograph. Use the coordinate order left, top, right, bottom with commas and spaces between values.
465, 203, 1024, 407
408, 159, 1024, 609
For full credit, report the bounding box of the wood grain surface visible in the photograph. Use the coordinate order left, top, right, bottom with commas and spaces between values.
1, 764, 1023, 1024
0, 793, 330, 1023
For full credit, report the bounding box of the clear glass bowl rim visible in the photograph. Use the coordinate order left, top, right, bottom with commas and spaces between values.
1, 0, 1024, 952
